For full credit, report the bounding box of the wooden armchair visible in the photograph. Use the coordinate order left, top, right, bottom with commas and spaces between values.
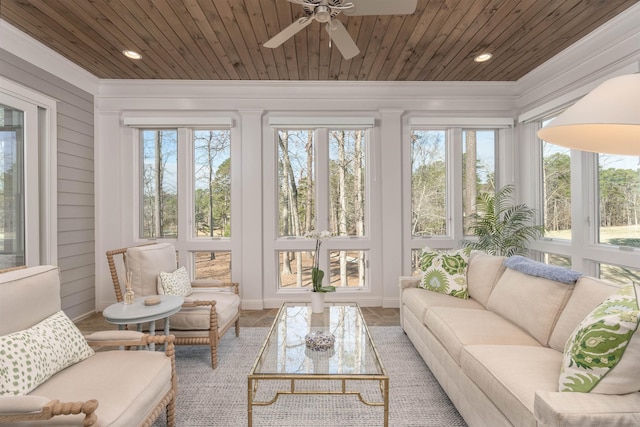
106, 243, 241, 369
0, 265, 177, 427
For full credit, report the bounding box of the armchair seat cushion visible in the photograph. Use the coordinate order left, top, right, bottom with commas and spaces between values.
172, 290, 240, 331
30, 351, 171, 427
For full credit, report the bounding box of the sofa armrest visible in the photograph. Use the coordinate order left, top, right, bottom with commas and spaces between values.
0, 396, 98, 426
534, 390, 640, 426
399, 275, 421, 289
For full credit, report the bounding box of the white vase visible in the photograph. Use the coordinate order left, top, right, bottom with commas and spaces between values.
310, 292, 325, 313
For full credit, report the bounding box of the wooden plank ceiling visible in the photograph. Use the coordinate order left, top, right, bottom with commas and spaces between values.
1, 0, 637, 81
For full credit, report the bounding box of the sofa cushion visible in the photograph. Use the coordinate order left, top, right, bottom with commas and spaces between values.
466, 251, 506, 307
425, 307, 542, 365
418, 247, 471, 299
559, 282, 640, 394
462, 345, 563, 427
0, 311, 95, 396
549, 276, 621, 352
0, 265, 61, 335
159, 266, 192, 296
487, 267, 573, 346
30, 350, 171, 426
401, 288, 485, 328
126, 243, 177, 296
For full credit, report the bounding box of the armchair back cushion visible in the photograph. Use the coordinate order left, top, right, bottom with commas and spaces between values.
0, 265, 61, 335
126, 243, 177, 296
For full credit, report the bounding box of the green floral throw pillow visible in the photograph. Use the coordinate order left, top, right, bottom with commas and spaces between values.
559, 282, 640, 394
418, 247, 471, 299
0, 310, 95, 396
159, 266, 192, 296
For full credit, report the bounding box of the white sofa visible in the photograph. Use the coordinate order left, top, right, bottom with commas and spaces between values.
0, 265, 177, 426
399, 252, 640, 427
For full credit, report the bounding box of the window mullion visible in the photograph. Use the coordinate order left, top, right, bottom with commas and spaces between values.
315, 128, 330, 232
176, 127, 191, 268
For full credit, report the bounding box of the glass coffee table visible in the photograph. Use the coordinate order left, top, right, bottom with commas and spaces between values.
247, 302, 389, 426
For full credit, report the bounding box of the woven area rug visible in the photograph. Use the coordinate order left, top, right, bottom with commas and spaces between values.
153, 326, 466, 426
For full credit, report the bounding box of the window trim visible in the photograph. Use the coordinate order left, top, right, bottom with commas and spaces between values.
130, 116, 239, 282
0, 76, 57, 265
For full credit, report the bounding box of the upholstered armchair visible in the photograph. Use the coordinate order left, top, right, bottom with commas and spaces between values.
0, 265, 177, 427
106, 243, 241, 369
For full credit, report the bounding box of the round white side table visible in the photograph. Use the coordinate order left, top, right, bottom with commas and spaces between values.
103, 295, 184, 350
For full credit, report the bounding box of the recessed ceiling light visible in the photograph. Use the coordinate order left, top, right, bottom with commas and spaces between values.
122, 50, 142, 60
474, 52, 493, 63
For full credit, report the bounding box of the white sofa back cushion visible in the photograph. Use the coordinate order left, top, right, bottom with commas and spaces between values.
549, 276, 621, 352
126, 243, 177, 296
487, 267, 573, 346
466, 252, 506, 307
0, 265, 61, 335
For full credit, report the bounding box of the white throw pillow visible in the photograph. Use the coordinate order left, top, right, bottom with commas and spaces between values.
559, 282, 640, 394
159, 266, 192, 297
0, 311, 95, 396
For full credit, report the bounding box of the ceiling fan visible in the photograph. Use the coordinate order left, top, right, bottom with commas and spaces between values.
263, 0, 418, 60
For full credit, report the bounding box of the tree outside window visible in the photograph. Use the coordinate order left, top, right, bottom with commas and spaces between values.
141, 129, 178, 238
194, 130, 231, 238
598, 154, 640, 248
411, 130, 446, 237
276, 128, 368, 289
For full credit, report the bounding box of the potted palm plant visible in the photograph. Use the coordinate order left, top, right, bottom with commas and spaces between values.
461, 185, 544, 256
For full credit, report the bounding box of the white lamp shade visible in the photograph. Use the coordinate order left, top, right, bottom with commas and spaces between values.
537, 73, 640, 155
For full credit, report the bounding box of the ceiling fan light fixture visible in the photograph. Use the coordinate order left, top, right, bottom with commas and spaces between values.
122, 49, 142, 60
474, 52, 492, 63
315, 5, 331, 23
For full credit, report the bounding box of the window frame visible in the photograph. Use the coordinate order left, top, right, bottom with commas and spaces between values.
263, 121, 379, 302
0, 77, 57, 266
404, 121, 509, 275
129, 118, 239, 282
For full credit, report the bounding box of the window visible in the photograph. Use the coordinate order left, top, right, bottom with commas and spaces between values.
141, 129, 178, 238
411, 129, 447, 237
275, 127, 369, 291
598, 262, 640, 285
463, 129, 496, 234
137, 125, 234, 281
0, 104, 25, 267
193, 250, 231, 282
194, 130, 231, 238
540, 252, 571, 268
277, 129, 314, 238
598, 154, 640, 248
0, 82, 53, 268
540, 118, 572, 241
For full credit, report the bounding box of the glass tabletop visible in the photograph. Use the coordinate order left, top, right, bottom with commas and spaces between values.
250, 302, 386, 377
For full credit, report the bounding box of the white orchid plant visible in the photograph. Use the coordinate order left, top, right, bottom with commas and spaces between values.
305, 230, 336, 293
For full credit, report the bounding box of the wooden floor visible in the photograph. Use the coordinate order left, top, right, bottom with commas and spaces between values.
75, 307, 400, 334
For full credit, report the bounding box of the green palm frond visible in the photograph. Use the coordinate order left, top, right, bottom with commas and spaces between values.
461, 185, 544, 256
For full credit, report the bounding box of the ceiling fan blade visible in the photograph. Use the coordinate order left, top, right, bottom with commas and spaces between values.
344, 0, 417, 16
263, 17, 313, 49
325, 20, 359, 60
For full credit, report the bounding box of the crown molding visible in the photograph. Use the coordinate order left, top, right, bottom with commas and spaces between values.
516, 3, 640, 116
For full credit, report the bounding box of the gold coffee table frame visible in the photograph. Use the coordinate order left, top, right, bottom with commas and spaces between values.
247, 303, 389, 426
